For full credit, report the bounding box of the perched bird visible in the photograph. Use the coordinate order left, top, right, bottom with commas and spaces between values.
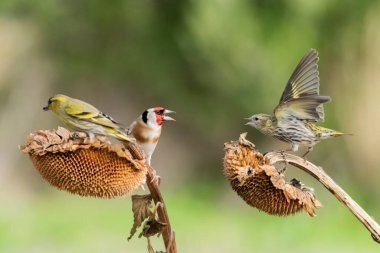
246, 49, 346, 157
43, 94, 133, 143
128, 107, 175, 165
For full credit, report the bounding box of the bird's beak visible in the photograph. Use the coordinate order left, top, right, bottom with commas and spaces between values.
43, 97, 52, 111
245, 116, 253, 125
163, 109, 176, 121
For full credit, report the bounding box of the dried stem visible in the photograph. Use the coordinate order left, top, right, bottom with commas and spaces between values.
126, 143, 177, 253
145, 165, 177, 253
265, 151, 380, 244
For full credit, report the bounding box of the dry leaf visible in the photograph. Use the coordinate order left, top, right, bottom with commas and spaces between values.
147, 238, 166, 253
142, 218, 167, 253
139, 218, 167, 238
147, 238, 155, 253
128, 195, 167, 252
56, 126, 71, 141
128, 194, 153, 241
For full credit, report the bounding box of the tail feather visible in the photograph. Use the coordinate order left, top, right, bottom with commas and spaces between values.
322, 129, 351, 139
331, 130, 353, 136
331, 131, 345, 137
115, 132, 134, 143
101, 124, 135, 143
304, 122, 351, 140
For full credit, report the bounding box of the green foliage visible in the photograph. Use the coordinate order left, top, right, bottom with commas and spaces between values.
0, 190, 379, 253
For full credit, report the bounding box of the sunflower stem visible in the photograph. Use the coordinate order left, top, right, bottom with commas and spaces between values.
126, 142, 177, 252
264, 151, 380, 244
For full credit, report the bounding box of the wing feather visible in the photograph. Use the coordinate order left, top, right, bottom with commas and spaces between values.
64, 99, 98, 119
275, 95, 331, 122
279, 49, 319, 102
275, 49, 329, 122
65, 98, 123, 129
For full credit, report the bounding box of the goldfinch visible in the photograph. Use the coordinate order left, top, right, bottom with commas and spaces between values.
128, 107, 175, 165
43, 94, 133, 143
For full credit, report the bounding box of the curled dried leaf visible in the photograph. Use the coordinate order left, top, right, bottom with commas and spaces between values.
238, 132, 255, 149
56, 126, 71, 140
147, 238, 166, 253
128, 194, 153, 241
147, 238, 155, 253
139, 218, 167, 238
129, 196, 168, 252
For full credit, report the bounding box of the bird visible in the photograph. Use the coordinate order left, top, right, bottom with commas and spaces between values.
128, 107, 175, 165
246, 49, 347, 157
43, 94, 134, 143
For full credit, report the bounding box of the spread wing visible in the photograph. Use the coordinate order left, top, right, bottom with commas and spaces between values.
65, 98, 123, 129
274, 95, 331, 121
274, 49, 331, 122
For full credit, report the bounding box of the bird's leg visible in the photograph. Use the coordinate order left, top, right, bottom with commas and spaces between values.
302, 147, 313, 161
146, 157, 161, 185
278, 149, 290, 174
278, 144, 298, 173
150, 169, 161, 186
278, 154, 288, 174
82, 132, 96, 142
88, 132, 95, 139
279, 147, 294, 154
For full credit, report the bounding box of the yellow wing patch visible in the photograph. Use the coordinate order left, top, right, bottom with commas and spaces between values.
65, 98, 121, 129
274, 96, 331, 122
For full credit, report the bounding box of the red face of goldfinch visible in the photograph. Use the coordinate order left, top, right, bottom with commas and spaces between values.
144, 107, 176, 126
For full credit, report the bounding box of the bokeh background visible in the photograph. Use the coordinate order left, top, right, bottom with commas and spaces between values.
1, 0, 380, 252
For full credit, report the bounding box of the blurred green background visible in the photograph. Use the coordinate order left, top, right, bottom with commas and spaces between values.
1, 0, 380, 252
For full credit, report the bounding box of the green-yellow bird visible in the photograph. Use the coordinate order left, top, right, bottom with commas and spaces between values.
43, 94, 134, 143
246, 49, 347, 157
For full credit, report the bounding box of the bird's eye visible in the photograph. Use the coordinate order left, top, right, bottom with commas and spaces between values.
155, 110, 164, 115
254, 117, 258, 121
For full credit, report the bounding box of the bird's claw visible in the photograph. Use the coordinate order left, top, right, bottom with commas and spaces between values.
278, 161, 288, 174
301, 148, 312, 162
278, 150, 289, 174
150, 171, 161, 186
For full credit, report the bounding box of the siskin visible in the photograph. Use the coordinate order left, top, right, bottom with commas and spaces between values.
246, 49, 347, 157
43, 94, 134, 143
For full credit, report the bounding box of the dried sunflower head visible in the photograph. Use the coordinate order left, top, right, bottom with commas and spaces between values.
223, 133, 322, 216
20, 127, 147, 198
